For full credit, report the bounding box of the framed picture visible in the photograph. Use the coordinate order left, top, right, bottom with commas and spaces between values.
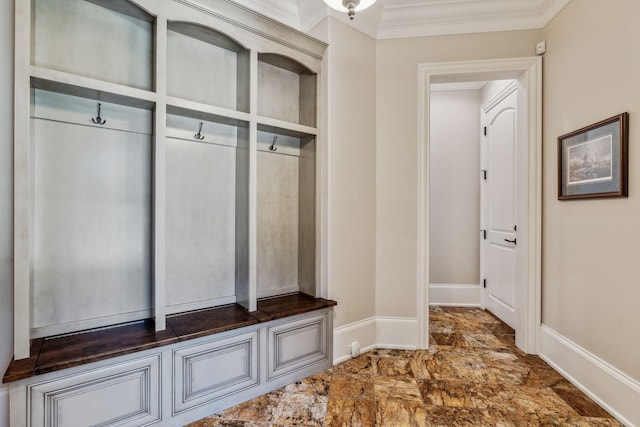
558, 112, 628, 200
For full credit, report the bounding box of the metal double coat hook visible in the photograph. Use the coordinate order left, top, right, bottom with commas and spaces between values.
194, 122, 205, 140
91, 103, 106, 125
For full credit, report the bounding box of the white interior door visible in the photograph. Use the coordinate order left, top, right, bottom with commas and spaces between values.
481, 85, 517, 329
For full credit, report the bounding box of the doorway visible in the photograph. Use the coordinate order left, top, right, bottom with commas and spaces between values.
417, 57, 542, 354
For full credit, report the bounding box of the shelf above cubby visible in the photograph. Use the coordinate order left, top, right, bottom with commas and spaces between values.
166, 97, 250, 127
257, 117, 318, 138
31, 67, 156, 109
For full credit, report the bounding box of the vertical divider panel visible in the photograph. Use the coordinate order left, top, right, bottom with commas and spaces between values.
299, 74, 317, 128
153, 14, 168, 331
234, 51, 252, 309
14, 0, 32, 359
237, 50, 251, 113
247, 50, 259, 312
298, 136, 316, 296
316, 58, 327, 298
235, 123, 251, 309
299, 72, 318, 296
300, 69, 319, 295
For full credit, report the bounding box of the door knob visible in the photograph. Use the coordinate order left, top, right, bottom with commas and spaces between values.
504, 238, 517, 245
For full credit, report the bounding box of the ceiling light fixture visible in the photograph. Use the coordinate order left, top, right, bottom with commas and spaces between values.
322, 0, 376, 20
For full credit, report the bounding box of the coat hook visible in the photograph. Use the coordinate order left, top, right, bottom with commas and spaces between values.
269, 135, 278, 151
91, 103, 106, 125
194, 122, 205, 140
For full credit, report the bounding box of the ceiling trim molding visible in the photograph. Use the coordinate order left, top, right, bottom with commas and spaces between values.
298, 0, 329, 33
377, 16, 544, 39
376, 0, 572, 39
540, 0, 571, 27
225, 0, 572, 41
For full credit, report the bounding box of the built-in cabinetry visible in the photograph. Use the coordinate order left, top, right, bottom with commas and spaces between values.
8, 307, 333, 426
7, 0, 331, 425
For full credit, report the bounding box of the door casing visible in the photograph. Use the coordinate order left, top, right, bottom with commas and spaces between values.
417, 57, 542, 354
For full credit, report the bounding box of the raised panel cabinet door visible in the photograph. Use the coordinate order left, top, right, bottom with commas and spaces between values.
29, 355, 161, 427
173, 330, 259, 414
267, 313, 328, 380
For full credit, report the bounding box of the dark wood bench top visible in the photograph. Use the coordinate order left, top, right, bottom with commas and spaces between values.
3, 293, 336, 383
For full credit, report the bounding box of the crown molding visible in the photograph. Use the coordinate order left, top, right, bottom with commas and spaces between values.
540, 0, 572, 26
376, 0, 572, 39
297, 0, 329, 33
227, 0, 572, 40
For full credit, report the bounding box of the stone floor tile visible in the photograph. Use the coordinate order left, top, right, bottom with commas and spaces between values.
324, 396, 376, 427
418, 379, 504, 409
331, 355, 374, 378
430, 332, 469, 347
377, 398, 429, 427
328, 376, 374, 399
550, 379, 616, 418
372, 354, 413, 376
270, 393, 328, 426
425, 405, 497, 427
284, 371, 332, 396
212, 390, 281, 423
188, 307, 620, 427
373, 376, 424, 403
462, 333, 508, 348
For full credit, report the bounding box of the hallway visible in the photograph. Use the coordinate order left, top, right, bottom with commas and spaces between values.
188, 307, 620, 426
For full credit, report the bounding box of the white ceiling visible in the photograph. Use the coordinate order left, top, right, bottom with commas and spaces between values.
229, 0, 571, 39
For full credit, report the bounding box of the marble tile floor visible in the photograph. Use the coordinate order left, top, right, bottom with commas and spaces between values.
187, 306, 621, 426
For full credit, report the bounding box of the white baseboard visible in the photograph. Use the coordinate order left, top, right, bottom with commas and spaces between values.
428, 283, 482, 306
333, 316, 419, 364
0, 385, 8, 427
333, 317, 377, 364
539, 324, 640, 427
376, 317, 418, 350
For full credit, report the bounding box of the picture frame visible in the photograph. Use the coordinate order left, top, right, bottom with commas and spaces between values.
558, 112, 628, 200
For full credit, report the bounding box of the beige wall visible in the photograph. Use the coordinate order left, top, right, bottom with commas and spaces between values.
323, 18, 377, 328
542, 0, 640, 380
375, 30, 541, 317
429, 89, 481, 284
